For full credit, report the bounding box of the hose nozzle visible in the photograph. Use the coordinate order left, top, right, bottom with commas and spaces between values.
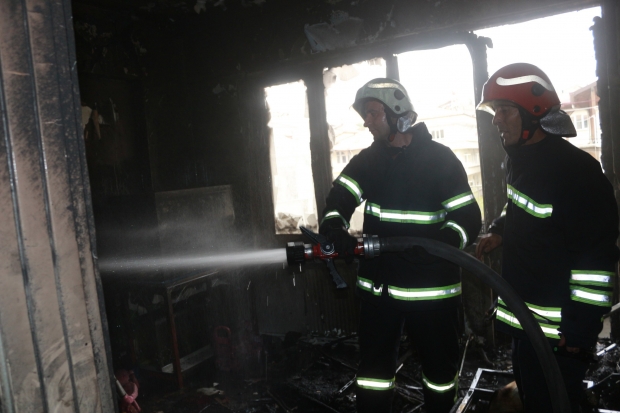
286, 242, 313, 266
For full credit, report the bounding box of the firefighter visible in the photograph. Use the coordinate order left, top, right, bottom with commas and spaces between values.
320, 78, 482, 413
475, 63, 619, 412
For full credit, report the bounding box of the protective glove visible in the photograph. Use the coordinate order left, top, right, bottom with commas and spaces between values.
323, 228, 357, 264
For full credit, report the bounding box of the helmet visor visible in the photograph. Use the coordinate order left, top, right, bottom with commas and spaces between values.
476, 99, 520, 116
476, 101, 496, 116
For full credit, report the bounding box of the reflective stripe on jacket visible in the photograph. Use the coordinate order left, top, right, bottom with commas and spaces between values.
320, 123, 482, 310
490, 136, 618, 347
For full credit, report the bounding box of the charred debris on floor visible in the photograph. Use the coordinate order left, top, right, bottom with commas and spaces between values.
136, 331, 620, 413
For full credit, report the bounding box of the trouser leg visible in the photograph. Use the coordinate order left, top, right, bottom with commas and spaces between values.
405, 307, 460, 413
356, 300, 403, 413
512, 337, 589, 413
511, 339, 525, 407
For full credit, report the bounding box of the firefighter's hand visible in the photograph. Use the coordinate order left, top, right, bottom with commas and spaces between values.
558, 336, 580, 353
475, 233, 503, 260
325, 228, 357, 263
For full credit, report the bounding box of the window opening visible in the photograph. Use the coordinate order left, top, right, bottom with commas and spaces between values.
335, 150, 353, 164
265, 80, 318, 234
476, 7, 602, 163
572, 113, 589, 130
324, 58, 387, 236
397, 46, 483, 218
431, 129, 445, 140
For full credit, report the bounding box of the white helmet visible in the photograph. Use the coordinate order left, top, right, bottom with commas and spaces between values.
353, 78, 418, 133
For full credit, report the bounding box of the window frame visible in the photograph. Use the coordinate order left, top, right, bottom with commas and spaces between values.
264, 34, 505, 241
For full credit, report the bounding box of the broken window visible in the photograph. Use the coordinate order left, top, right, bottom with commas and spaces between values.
397, 46, 484, 218
266, 80, 318, 234
324, 58, 386, 236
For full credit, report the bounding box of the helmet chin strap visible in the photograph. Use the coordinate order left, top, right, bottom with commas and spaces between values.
518, 108, 541, 146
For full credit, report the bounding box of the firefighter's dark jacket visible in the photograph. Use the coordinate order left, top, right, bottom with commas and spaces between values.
320, 123, 482, 311
488, 135, 619, 348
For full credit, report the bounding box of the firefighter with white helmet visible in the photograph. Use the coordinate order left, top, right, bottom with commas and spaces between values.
351, 78, 418, 139
320, 78, 482, 412
476, 63, 619, 412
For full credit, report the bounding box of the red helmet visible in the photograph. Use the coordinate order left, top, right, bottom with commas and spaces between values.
477, 63, 560, 117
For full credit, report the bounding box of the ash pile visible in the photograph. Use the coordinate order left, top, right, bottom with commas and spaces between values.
237, 332, 620, 413
138, 331, 620, 413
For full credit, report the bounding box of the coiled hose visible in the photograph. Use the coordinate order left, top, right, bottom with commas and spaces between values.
378, 236, 570, 413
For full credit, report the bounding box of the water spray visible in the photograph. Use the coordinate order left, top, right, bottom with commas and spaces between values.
99, 248, 288, 275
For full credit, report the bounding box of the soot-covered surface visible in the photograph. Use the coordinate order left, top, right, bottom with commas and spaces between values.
136, 332, 620, 413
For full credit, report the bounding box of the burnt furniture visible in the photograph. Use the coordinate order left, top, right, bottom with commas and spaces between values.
104, 269, 217, 389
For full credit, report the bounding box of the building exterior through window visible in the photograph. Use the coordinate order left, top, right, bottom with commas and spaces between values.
324, 58, 387, 236
562, 82, 601, 161
265, 80, 318, 234
431, 129, 445, 140
263, 8, 602, 236
398, 46, 484, 218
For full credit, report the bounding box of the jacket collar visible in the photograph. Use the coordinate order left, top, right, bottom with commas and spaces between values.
369, 122, 432, 158
504, 134, 558, 161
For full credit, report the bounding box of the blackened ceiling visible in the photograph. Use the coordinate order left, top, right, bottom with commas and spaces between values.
71, 0, 599, 82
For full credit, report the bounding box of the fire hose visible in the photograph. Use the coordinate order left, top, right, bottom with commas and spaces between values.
286, 227, 571, 413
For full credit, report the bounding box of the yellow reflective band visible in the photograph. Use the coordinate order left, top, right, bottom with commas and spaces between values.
321, 210, 350, 229
507, 185, 553, 218
380, 210, 446, 223
571, 287, 612, 307
529, 306, 561, 321
387, 283, 461, 301
356, 276, 383, 296
356, 377, 395, 390
498, 298, 561, 322
442, 220, 468, 249
500, 202, 508, 217
366, 203, 380, 217
442, 192, 475, 212
496, 308, 560, 339
422, 374, 457, 393
336, 174, 363, 205
570, 270, 614, 287
364, 203, 446, 224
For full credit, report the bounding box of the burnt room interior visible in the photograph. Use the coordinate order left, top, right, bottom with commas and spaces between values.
2, 0, 620, 412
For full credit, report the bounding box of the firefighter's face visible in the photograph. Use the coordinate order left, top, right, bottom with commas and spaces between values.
492, 102, 522, 147
363, 100, 391, 141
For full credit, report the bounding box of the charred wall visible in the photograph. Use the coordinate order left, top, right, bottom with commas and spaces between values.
595, 0, 620, 338
0, 0, 115, 409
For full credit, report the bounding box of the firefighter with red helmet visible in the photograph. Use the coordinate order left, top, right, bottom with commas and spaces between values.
476, 63, 619, 412
320, 78, 482, 412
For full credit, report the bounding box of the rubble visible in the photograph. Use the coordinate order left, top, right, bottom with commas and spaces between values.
136, 333, 620, 413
